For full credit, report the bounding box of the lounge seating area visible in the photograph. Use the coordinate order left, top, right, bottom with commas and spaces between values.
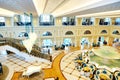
95, 68, 113, 80
74, 50, 120, 80
114, 70, 120, 80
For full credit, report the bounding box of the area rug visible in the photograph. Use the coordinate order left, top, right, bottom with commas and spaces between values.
43, 51, 66, 80
11, 71, 44, 80
43, 47, 80, 80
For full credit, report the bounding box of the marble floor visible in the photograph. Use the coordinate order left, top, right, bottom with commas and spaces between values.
1, 46, 120, 80
0, 50, 62, 80
61, 50, 91, 80
0, 49, 95, 80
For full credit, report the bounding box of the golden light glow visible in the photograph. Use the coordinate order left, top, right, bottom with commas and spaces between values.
32, 0, 46, 16
0, 8, 16, 17
52, 0, 103, 17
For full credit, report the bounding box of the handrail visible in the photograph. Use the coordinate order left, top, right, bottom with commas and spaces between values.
0, 38, 50, 60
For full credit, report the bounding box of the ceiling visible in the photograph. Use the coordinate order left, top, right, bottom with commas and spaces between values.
0, 0, 120, 17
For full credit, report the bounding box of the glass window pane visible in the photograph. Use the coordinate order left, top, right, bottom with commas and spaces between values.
0, 17, 5, 26
39, 14, 54, 26
115, 18, 120, 25
62, 16, 75, 26
82, 17, 94, 26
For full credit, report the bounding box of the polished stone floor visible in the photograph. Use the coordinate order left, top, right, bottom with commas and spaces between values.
0, 46, 120, 80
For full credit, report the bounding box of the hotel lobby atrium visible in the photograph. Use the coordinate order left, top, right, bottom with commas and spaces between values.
0, 0, 120, 80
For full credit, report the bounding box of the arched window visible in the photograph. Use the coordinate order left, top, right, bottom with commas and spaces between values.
65, 31, 73, 35
115, 18, 120, 25
114, 38, 120, 42
112, 30, 119, 35
81, 38, 90, 49
84, 30, 91, 34
42, 39, 53, 46
0, 34, 3, 38
101, 30, 107, 34
18, 32, 28, 37
43, 31, 52, 36
63, 38, 72, 46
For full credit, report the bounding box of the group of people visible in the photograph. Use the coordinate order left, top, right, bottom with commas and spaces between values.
74, 49, 120, 80
74, 50, 94, 79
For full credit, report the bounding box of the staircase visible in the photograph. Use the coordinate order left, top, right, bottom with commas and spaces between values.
0, 38, 50, 60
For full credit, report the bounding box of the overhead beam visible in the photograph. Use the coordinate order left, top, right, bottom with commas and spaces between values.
50, 0, 66, 13
59, 1, 120, 17
43, 0, 48, 14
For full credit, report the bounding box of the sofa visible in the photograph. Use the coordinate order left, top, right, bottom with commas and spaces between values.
22, 65, 42, 77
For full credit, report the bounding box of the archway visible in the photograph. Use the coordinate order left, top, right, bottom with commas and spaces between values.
42, 39, 53, 54
114, 38, 120, 42
113, 38, 120, 48
42, 31, 52, 36
81, 38, 90, 50
84, 30, 91, 34
18, 32, 28, 37
101, 30, 107, 34
112, 30, 119, 35
65, 31, 73, 35
63, 38, 72, 46
42, 39, 53, 47
98, 36, 107, 46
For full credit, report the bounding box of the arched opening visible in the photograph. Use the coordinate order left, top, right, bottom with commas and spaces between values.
81, 38, 90, 50
115, 18, 120, 25
98, 36, 107, 46
113, 38, 120, 48
63, 38, 72, 46
65, 31, 73, 35
101, 30, 107, 34
61, 38, 72, 52
112, 30, 119, 35
114, 38, 120, 42
41, 39, 53, 54
84, 30, 91, 34
18, 32, 28, 37
42, 39, 53, 47
42, 31, 52, 36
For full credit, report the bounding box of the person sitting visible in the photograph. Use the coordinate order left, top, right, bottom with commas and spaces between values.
103, 40, 107, 45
